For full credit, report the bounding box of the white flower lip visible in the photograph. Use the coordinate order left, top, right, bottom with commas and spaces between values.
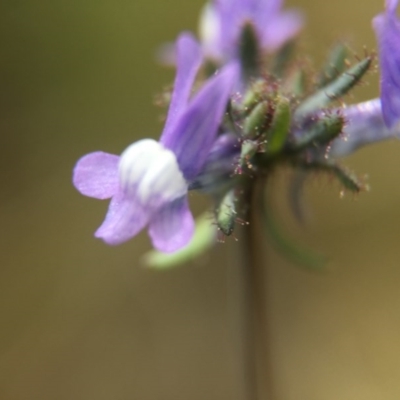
199, 3, 220, 55
118, 139, 187, 206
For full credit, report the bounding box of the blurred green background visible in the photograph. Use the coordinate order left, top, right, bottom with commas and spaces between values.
1, 0, 400, 399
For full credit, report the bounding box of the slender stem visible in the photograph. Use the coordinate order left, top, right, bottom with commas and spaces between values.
241, 182, 258, 400
240, 177, 273, 400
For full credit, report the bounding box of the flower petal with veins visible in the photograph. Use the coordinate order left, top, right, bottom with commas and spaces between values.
148, 197, 195, 253
373, 0, 400, 127
73, 152, 119, 199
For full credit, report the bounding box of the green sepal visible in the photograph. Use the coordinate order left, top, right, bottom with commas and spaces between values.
241, 79, 266, 114
143, 213, 216, 269
239, 21, 261, 82
216, 189, 237, 236
292, 113, 344, 151
259, 183, 326, 270
295, 56, 372, 117
332, 165, 367, 193
264, 95, 291, 155
296, 160, 367, 193
243, 100, 271, 138
238, 140, 259, 174
283, 69, 307, 97
317, 43, 348, 88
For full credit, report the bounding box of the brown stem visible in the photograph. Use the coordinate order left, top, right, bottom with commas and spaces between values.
240, 177, 273, 400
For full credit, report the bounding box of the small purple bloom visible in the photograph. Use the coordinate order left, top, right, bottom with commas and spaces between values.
73, 33, 238, 252
199, 0, 303, 61
373, 0, 400, 127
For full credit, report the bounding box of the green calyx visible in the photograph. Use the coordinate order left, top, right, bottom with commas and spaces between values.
216, 189, 237, 236
264, 95, 291, 155
243, 100, 272, 138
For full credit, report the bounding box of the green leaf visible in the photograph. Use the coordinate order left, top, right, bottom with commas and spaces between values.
296, 160, 367, 193
317, 43, 348, 88
143, 213, 216, 269
295, 56, 372, 118
292, 113, 344, 151
260, 183, 326, 270
283, 69, 307, 97
271, 40, 296, 77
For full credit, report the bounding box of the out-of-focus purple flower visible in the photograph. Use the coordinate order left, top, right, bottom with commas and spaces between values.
373, 0, 400, 128
199, 0, 303, 61
73, 33, 238, 252
329, 0, 400, 156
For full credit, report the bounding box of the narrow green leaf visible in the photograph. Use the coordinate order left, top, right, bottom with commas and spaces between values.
292, 113, 344, 151
295, 56, 372, 117
260, 185, 326, 270
317, 43, 348, 87
283, 69, 307, 97
271, 40, 296, 77
297, 160, 367, 193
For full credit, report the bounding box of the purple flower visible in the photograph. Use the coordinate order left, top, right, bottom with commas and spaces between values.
73, 33, 238, 252
373, 0, 400, 128
199, 0, 303, 61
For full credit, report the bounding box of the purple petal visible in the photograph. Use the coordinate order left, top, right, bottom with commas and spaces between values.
214, 0, 242, 57
330, 99, 400, 156
161, 62, 239, 180
248, 0, 283, 15
259, 10, 303, 51
386, 0, 399, 13
161, 33, 203, 139
73, 152, 119, 199
208, 0, 302, 59
95, 190, 149, 245
189, 133, 239, 191
373, 2, 400, 127
148, 197, 195, 253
